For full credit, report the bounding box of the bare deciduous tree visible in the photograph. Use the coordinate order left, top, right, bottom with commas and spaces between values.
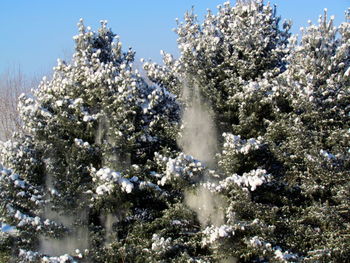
0, 66, 37, 141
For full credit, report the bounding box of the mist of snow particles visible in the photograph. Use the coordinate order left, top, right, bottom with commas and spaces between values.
177, 84, 218, 168
39, 160, 89, 257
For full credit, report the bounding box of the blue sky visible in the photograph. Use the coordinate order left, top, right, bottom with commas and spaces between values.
0, 1, 348, 77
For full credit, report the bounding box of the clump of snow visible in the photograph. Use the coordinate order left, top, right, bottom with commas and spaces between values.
222, 133, 264, 155
5, 204, 58, 231
139, 181, 162, 192
82, 111, 98, 122
119, 178, 134, 193
204, 168, 271, 192
0, 166, 43, 205
171, 220, 183, 225
19, 249, 77, 263
247, 237, 300, 262
274, 247, 300, 262
151, 234, 172, 253
73, 138, 90, 148
92, 167, 134, 196
202, 225, 234, 245
249, 236, 264, 248
154, 152, 204, 186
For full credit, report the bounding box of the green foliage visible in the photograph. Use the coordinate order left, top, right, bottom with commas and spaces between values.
0, 252, 11, 263
145, 0, 291, 134
0, 1, 349, 262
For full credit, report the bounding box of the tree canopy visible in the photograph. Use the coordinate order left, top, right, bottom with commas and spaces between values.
1, 1, 349, 262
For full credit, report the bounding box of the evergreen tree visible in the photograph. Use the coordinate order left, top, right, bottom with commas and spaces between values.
264, 9, 350, 261
0, 20, 199, 262
146, 1, 350, 262
144, 0, 291, 136
0, 1, 349, 262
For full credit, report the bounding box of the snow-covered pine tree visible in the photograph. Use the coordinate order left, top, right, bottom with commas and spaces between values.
144, 0, 291, 136
1, 1, 349, 262
145, 1, 350, 262
0, 20, 199, 262
264, 9, 350, 261
142, 1, 299, 262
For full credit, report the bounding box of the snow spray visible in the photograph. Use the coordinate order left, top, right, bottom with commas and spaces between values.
179, 83, 238, 262
39, 208, 89, 256
177, 84, 218, 168
178, 83, 226, 227
39, 162, 89, 257
95, 115, 129, 246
